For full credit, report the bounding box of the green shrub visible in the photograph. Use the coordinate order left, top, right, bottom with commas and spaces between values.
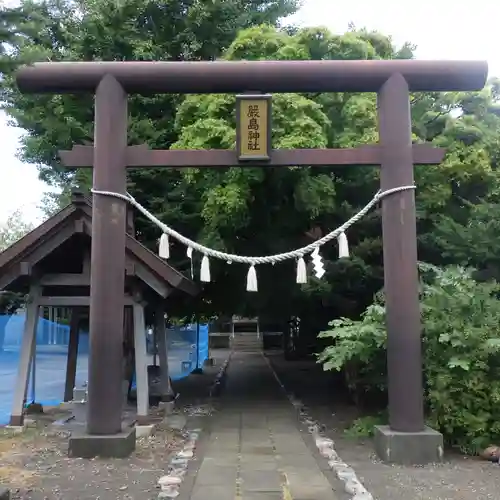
318, 264, 500, 454
344, 414, 386, 438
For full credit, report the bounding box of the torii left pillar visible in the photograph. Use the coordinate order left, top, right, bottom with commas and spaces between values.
68, 75, 136, 458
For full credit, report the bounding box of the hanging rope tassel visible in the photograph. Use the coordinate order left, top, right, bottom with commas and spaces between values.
200, 255, 211, 282
159, 233, 170, 259
246, 264, 258, 292
338, 231, 349, 258
186, 247, 194, 278
296, 256, 307, 284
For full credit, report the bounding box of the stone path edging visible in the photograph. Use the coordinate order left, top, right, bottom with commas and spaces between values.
264, 354, 375, 500
156, 354, 232, 499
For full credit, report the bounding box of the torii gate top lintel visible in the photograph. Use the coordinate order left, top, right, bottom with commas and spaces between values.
10, 57, 490, 457
16, 59, 488, 94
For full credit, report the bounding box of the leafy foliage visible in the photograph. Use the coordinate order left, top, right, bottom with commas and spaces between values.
318, 265, 500, 453
2, 2, 500, 333
0, 210, 32, 316
0, 209, 34, 251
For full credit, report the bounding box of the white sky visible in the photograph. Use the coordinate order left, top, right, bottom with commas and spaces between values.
1, 0, 499, 225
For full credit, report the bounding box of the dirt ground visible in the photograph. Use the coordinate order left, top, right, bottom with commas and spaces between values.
0, 350, 230, 500
3, 349, 500, 500
0, 408, 185, 500
267, 351, 500, 500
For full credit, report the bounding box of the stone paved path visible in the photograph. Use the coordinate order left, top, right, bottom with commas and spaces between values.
187, 352, 339, 500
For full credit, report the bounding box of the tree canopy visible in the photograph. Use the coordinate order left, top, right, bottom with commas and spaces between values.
0, 209, 34, 252
1, 0, 500, 332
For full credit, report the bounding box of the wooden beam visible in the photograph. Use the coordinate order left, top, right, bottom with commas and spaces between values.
39, 295, 135, 306
19, 261, 31, 276
0, 205, 76, 270
82, 249, 91, 275
0, 221, 77, 290
16, 60, 488, 94
74, 219, 85, 233
59, 143, 445, 168
40, 273, 90, 286
134, 261, 173, 298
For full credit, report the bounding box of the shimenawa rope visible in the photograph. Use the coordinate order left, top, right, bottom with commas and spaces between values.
91, 185, 416, 291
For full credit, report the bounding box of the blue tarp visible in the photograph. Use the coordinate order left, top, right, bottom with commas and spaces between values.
131, 323, 209, 388
0, 314, 209, 424
0, 313, 89, 424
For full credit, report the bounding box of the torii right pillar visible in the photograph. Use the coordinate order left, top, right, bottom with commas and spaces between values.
374, 73, 443, 465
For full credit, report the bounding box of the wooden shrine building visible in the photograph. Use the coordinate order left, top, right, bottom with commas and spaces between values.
0, 191, 198, 444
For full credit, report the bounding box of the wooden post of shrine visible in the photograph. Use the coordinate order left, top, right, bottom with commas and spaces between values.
64, 307, 82, 402
87, 75, 128, 436
378, 74, 424, 431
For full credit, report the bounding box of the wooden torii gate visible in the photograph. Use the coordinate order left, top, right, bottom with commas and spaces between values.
16, 59, 487, 463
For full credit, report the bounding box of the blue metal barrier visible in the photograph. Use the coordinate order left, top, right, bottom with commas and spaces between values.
0, 315, 209, 424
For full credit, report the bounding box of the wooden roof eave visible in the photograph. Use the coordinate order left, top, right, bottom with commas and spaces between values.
78, 204, 198, 297
0, 204, 77, 271
0, 208, 83, 291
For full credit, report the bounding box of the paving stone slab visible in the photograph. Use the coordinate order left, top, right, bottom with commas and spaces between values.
184, 352, 339, 500
241, 493, 282, 500
240, 461, 278, 472
277, 454, 320, 468
239, 453, 277, 465
240, 470, 283, 492
240, 445, 275, 455
282, 466, 334, 485
202, 453, 239, 464
198, 456, 239, 467
274, 443, 310, 454
190, 485, 236, 500
195, 471, 238, 487
205, 442, 240, 452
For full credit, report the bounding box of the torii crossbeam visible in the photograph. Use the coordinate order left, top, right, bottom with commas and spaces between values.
15, 59, 488, 463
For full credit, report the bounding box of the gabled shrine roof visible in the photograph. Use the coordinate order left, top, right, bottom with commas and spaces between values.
0, 192, 198, 297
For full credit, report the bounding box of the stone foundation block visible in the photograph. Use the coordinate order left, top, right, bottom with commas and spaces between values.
374, 425, 444, 465
68, 428, 136, 458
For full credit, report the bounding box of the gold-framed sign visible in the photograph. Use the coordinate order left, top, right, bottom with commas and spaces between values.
236, 93, 272, 161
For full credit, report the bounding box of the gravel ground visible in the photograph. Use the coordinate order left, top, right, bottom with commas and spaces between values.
0, 350, 230, 500
0, 409, 185, 500
267, 351, 500, 500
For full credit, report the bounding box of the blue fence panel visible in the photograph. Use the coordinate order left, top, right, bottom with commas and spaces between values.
0, 313, 90, 425
1, 316, 209, 423
167, 323, 209, 379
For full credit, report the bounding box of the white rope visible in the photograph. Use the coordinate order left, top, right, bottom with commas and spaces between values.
90, 185, 416, 265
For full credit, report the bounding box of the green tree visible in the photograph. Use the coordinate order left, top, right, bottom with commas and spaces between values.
0, 208, 34, 251
318, 264, 500, 454
167, 26, 500, 328
2, 9, 500, 332
0, 0, 298, 319
0, 210, 32, 322
423, 80, 500, 275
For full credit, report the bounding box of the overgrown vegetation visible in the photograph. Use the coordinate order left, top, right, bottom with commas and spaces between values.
318, 264, 500, 454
